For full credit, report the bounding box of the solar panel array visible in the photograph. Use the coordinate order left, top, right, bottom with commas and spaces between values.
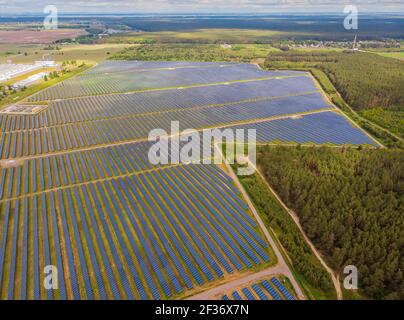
221, 277, 295, 301
227, 111, 379, 146
0, 96, 335, 160
0, 164, 269, 299
28, 64, 303, 101
0, 77, 322, 129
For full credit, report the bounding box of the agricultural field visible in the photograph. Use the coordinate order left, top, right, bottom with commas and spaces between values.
0, 44, 135, 65
374, 51, 404, 60
0, 60, 381, 300
0, 30, 87, 44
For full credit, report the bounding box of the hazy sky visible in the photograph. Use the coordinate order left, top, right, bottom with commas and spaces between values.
1, 0, 403, 14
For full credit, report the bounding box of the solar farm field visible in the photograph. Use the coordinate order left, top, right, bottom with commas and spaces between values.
227, 111, 379, 146
0, 60, 381, 300
0, 62, 379, 160
0, 163, 271, 299
27, 64, 303, 101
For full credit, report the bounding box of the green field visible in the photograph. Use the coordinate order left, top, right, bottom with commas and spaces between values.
373, 51, 404, 60
106, 29, 307, 44
360, 107, 404, 139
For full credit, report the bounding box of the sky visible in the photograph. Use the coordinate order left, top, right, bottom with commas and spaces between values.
1, 0, 403, 14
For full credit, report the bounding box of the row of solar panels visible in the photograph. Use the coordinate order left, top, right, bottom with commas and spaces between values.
0, 139, 221, 202
0, 164, 269, 299
0, 109, 378, 162
28, 63, 303, 101
0, 76, 318, 131
227, 111, 378, 147
222, 277, 295, 301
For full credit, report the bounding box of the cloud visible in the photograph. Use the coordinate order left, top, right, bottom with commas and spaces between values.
1, 0, 403, 14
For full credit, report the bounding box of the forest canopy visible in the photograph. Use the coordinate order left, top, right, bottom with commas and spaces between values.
257, 146, 404, 299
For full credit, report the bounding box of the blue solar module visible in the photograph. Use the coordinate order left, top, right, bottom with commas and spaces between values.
3, 102, 373, 161
155, 171, 221, 280
171, 167, 253, 269
38, 159, 45, 191
0, 169, 6, 199
0, 202, 11, 291
20, 198, 29, 299
271, 277, 295, 300
29, 77, 318, 127
7, 199, 20, 299
32, 196, 40, 300
183, 166, 268, 252
241, 288, 256, 300
262, 280, 282, 300
6, 168, 13, 198
145, 171, 207, 285
252, 284, 268, 300
83, 61, 238, 74
232, 291, 243, 300
115, 178, 171, 298
228, 111, 379, 147
23, 162, 29, 194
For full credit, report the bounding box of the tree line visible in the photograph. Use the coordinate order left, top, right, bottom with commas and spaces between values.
257, 146, 404, 299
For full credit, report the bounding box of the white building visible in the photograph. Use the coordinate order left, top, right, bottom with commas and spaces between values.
35, 60, 57, 67
0, 63, 42, 82
12, 72, 49, 89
